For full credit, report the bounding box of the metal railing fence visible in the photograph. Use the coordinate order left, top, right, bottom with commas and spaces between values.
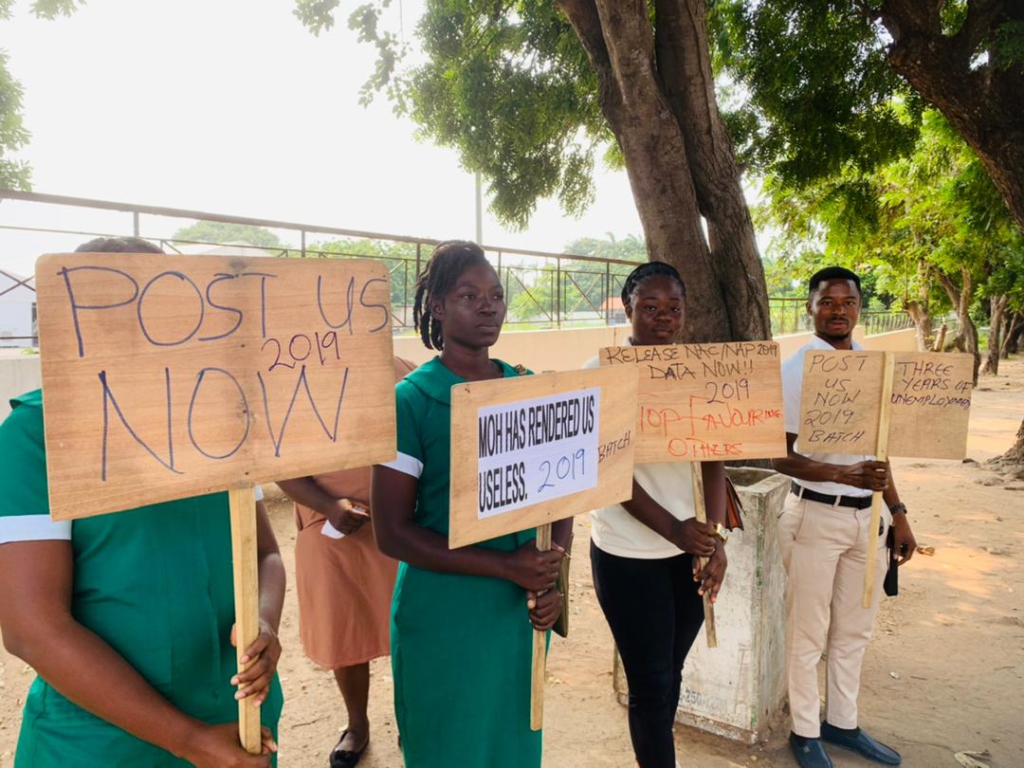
1, 190, 912, 342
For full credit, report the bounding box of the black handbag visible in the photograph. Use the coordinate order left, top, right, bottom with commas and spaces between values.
884, 527, 899, 597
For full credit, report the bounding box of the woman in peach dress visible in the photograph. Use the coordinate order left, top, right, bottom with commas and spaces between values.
279, 356, 415, 768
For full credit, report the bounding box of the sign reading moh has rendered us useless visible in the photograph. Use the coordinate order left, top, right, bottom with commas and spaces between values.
449, 366, 638, 548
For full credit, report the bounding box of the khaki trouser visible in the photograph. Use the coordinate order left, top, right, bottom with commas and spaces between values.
777, 492, 890, 738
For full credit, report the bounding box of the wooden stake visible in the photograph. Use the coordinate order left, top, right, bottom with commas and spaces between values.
530, 523, 553, 731
690, 463, 718, 648
229, 486, 262, 754
863, 352, 896, 608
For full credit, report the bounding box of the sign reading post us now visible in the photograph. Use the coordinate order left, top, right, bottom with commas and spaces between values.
475, 388, 600, 520
36, 253, 397, 520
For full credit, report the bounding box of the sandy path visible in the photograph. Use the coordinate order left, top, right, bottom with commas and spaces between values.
2, 359, 1022, 767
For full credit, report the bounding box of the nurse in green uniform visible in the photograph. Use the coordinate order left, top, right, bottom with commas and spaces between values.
0, 238, 284, 768
372, 241, 572, 768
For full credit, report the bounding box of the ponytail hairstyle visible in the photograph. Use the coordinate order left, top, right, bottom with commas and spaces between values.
620, 261, 686, 308
412, 240, 490, 350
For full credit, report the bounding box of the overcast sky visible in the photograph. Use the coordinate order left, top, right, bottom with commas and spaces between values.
0, 0, 646, 277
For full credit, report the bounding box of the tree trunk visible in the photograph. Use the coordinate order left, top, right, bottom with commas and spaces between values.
995, 416, 1024, 466
1003, 313, 1023, 356
981, 294, 1008, 375
557, 0, 771, 343
876, 1, 1024, 233
903, 256, 932, 351
938, 266, 981, 382
654, 0, 771, 342
904, 300, 932, 352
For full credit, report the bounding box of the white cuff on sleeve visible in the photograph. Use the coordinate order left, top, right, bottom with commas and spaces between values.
381, 451, 424, 479
0, 514, 72, 543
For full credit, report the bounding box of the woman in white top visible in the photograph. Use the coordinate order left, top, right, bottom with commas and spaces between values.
586, 261, 728, 768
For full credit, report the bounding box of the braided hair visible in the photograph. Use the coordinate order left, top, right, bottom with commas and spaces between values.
620, 261, 686, 308
413, 240, 490, 350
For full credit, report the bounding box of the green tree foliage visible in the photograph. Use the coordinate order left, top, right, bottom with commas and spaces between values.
716, 0, 1024, 233
757, 109, 1024, 369
172, 221, 285, 249
564, 233, 646, 263
0, 48, 30, 190
0, 0, 81, 189
713, 1, 923, 190
294, 1, 772, 342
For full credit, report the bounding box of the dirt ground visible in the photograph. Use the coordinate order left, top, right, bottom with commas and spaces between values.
2, 358, 1022, 768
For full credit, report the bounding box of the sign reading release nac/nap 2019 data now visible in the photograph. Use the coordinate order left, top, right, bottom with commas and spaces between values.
600, 341, 787, 463
476, 388, 600, 519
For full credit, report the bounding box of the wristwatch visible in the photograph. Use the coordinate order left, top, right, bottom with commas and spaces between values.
712, 523, 729, 544
890, 502, 908, 516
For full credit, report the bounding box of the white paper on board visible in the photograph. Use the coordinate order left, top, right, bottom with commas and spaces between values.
475, 387, 601, 520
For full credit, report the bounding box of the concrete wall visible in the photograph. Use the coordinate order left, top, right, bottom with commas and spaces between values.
0, 353, 41, 419
862, 327, 918, 352
395, 325, 916, 373
394, 324, 633, 371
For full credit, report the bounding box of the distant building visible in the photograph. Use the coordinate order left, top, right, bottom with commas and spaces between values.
0, 270, 36, 347
601, 297, 627, 325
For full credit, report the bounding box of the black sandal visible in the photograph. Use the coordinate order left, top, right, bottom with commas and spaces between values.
329, 729, 369, 768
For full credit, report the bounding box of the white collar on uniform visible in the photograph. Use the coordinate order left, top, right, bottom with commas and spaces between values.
805, 333, 864, 352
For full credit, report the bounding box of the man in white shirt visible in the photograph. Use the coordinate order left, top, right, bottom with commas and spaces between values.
773, 267, 916, 768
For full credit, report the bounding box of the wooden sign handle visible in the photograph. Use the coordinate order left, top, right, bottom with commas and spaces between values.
863, 352, 896, 608
530, 523, 553, 731
229, 487, 262, 754
689, 463, 718, 648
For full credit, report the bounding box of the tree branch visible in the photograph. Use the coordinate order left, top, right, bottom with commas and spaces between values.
953, 0, 1007, 58
937, 269, 962, 306
556, 0, 621, 114
878, 0, 944, 40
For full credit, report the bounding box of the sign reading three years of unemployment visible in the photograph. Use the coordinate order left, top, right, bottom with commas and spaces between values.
36, 253, 397, 520
599, 342, 787, 463
797, 350, 974, 460
449, 366, 638, 548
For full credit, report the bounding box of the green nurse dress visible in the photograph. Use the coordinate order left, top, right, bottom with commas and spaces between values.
387, 357, 544, 768
0, 390, 283, 767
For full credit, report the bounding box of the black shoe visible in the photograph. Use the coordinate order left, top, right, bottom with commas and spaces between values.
789, 733, 834, 768
821, 722, 901, 765
329, 729, 369, 768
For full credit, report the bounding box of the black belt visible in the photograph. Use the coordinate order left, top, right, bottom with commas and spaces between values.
791, 482, 872, 510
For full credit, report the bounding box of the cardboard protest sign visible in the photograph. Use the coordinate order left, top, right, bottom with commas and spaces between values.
796, 350, 886, 454
797, 350, 974, 459
36, 253, 397, 520
449, 366, 637, 548
599, 341, 787, 463
888, 352, 975, 459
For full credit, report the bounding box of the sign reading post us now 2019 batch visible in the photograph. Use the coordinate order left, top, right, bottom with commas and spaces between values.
797, 350, 975, 459
449, 366, 638, 548
36, 253, 397, 520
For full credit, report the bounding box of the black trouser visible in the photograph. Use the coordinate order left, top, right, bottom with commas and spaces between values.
591, 542, 705, 768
